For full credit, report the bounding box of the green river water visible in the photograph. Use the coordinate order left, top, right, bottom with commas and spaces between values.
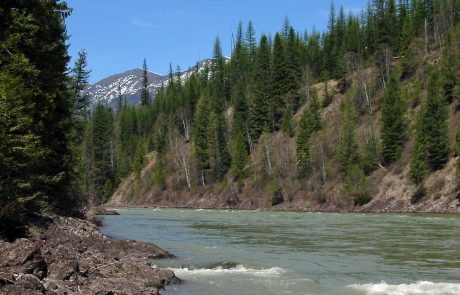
101, 208, 460, 295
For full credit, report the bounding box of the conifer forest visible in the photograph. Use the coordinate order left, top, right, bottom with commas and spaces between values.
2, 0, 460, 223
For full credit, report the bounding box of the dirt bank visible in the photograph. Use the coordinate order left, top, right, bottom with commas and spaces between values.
107, 167, 460, 214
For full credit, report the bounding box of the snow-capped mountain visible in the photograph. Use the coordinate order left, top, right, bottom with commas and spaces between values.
84, 58, 216, 109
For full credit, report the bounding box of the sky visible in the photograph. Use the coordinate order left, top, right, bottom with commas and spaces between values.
66, 0, 367, 83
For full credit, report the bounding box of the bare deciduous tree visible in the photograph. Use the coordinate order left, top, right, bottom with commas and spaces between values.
168, 129, 192, 188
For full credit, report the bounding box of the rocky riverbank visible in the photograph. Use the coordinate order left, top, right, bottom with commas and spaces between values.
0, 214, 180, 294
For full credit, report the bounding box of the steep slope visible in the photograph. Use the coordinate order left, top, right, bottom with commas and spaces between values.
107, 75, 460, 213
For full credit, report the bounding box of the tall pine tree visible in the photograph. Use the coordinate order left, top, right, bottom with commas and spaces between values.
141, 58, 151, 106
381, 74, 407, 164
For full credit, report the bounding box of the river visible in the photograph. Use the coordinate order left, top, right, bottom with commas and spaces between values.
101, 208, 460, 295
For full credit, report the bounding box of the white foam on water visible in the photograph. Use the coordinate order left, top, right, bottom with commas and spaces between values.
347, 281, 460, 295
168, 264, 286, 278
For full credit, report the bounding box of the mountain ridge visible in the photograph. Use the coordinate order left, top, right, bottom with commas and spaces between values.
84, 58, 216, 109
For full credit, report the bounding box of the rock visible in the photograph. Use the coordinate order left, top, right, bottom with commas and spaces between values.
0, 214, 178, 295
15, 274, 45, 292
0, 239, 47, 279
88, 207, 120, 216
0, 272, 14, 286
152, 268, 181, 285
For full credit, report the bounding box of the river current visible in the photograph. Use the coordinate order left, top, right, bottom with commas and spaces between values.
101, 208, 460, 295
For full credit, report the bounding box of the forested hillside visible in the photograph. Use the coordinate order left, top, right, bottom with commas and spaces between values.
83, 0, 460, 212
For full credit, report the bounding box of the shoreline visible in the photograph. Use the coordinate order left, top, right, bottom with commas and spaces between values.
104, 204, 460, 215
0, 214, 180, 294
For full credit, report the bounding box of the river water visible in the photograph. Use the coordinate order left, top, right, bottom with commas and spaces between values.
101, 208, 460, 295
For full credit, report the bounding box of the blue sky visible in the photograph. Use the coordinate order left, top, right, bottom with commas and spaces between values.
66, 0, 367, 83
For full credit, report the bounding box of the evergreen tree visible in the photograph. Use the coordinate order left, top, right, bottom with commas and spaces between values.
271, 33, 288, 129
231, 82, 249, 181
132, 140, 146, 177
249, 35, 271, 140
337, 100, 360, 175
421, 73, 450, 170
92, 104, 115, 203
410, 113, 428, 186
141, 58, 150, 106
456, 124, 460, 174
381, 74, 407, 164
231, 132, 248, 182
210, 37, 227, 111
296, 110, 312, 177
193, 94, 210, 185
246, 21, 257, 65
362, 126, 380, 175
281, 16, 291, 40
207, 111, 230, 180
309, 89, 322, 132
230, 21, 248, 89
0, 0, 78, 219
285, 27, 302, 98
81, 120, 95, 203
282, 106, 295, 138
71, 50, 91, 119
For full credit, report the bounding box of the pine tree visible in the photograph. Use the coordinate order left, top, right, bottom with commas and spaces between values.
362, 126, 380, 175
381, 74, 407, 164
246, 21, 257, 65
441, 52, 456, 103
231, 82, 249, 180
285, 27, 302, 97
230, 21, 248, 89
92, 104, 115, 203
132, 140, 146, 177
249, 35, 271, 140
211, 37, 227, 111
421, 73, 450, 170
410, 113, 428, 186
456, 124, 460, 174
71, 50, 91, 119
81, 120, 95, 203
282, 106, 294, 138
193, 94, 210, 185
207, 38, 231, 180
207, 111, 230, 180
296, 110, 312, 177
309, 89, 322, 132
337, 100, 360, 175
0, 0, 78, 219
281, 16, 291, 40
231, 132, 248, 182
271, 33, 288, 129
141, 58, 150, 106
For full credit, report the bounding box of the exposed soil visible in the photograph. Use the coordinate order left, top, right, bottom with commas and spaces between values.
108, 156, 460, 214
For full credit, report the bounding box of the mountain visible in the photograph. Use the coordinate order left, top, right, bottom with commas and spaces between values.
84, 58, 216, 109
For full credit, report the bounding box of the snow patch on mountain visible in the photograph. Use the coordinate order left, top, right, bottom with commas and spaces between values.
84, 58, 221, 109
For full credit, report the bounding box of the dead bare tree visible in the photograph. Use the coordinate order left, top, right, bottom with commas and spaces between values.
375, 46, 392, 89
263, 138, 272, 177
178, 108, 191, 142
320, 141, 327, 184
168, 129, 192, 189
246, 123, 255, 159
362, 82, 373, 116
